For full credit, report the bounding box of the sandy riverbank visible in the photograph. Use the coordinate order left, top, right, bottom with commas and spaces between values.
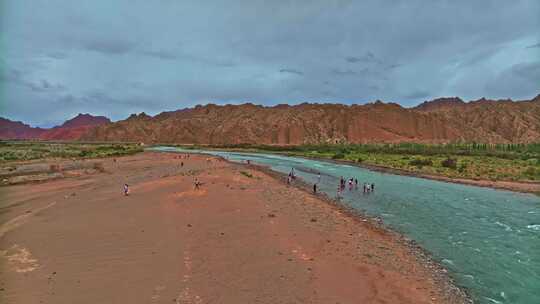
1, 152, 468, 303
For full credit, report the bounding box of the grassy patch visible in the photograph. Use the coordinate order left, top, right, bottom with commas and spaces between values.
0, 141, 143, 163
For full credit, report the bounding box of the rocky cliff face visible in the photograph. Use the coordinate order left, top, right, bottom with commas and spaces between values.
82, 95, 540, 144
414, 95, 540, 143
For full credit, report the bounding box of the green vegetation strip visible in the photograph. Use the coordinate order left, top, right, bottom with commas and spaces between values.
172, 143, 540, 182
0, 141, 143, 163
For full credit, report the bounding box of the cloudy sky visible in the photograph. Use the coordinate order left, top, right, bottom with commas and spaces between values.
1, 0, 539, 127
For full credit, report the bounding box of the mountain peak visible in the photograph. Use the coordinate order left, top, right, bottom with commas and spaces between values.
127, 112, 151, 120
415, 97, 465, 111
60, 113, 111, 128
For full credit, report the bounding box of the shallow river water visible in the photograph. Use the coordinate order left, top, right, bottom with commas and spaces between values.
155, 147, 540, 304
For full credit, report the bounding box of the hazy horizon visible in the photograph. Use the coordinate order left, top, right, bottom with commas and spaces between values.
1, 1, 539, 127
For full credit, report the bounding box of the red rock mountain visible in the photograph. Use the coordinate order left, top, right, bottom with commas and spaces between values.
39, 114, 111, 140
0, 114, 111, 140
82, 95, 540, 144
2, 96, 539, 144
0, 118, 46, 139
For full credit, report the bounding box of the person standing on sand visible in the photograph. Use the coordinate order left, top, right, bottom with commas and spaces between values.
123, 184, 129, 196
181, 161, 184, 167
313, 183, 317, 193
194, 178, 200, 190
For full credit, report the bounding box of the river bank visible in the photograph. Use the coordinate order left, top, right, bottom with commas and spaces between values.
162, 146, 540, 195
246, 162, 471, 303
1, 152, 469, 303
298, 156, 540, 195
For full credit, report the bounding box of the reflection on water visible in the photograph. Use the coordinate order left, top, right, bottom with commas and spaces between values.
154, 147, 540, 304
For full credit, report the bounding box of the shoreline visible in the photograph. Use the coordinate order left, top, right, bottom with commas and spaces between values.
203, 147, 539, 195
299, 156, 540, 195
244, 162, 472, 304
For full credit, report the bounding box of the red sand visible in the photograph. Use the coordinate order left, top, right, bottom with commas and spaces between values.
0, 152, 467, 303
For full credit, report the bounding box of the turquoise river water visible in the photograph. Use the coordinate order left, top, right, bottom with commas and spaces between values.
155, 147, 540, 304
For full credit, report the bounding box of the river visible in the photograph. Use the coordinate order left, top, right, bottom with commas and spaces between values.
154, 147, 540, 304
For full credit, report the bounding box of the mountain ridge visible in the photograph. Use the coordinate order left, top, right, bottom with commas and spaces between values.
82, 95, 540, 144
2, 95, 539, 143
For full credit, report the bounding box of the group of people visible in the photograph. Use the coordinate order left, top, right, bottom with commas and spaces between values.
175, 154, 190, 167
336, 176, 375, 198
175, 154, 190, 159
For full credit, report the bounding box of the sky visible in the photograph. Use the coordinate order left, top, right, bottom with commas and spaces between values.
0, 0, 539, 127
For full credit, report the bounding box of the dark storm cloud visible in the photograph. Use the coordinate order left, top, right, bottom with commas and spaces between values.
29, 80, 66, 92
403, 90, 431, 100
0, 68, 24, 83
486, 61, 540, 97
140, 50, 179, 60
46, 52, 68, 60
345, 52, 381, 64
83, 39, 137, 55
0, 68, 65, 92
383, 63, 403, 70
279, 68, 304, 76
331, 68, 356, 76
1, 0, 539, 126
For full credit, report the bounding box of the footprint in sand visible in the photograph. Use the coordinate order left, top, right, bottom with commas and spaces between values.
0, 244, 39, 273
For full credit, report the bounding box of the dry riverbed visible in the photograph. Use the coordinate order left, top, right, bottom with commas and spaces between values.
0, 152, 469, 303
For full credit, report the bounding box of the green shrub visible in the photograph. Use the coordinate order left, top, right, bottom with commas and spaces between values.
524, 167, 540, 178
409, 158, 433, 167
442, 157, 457, 169
332, 152, 345, 159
